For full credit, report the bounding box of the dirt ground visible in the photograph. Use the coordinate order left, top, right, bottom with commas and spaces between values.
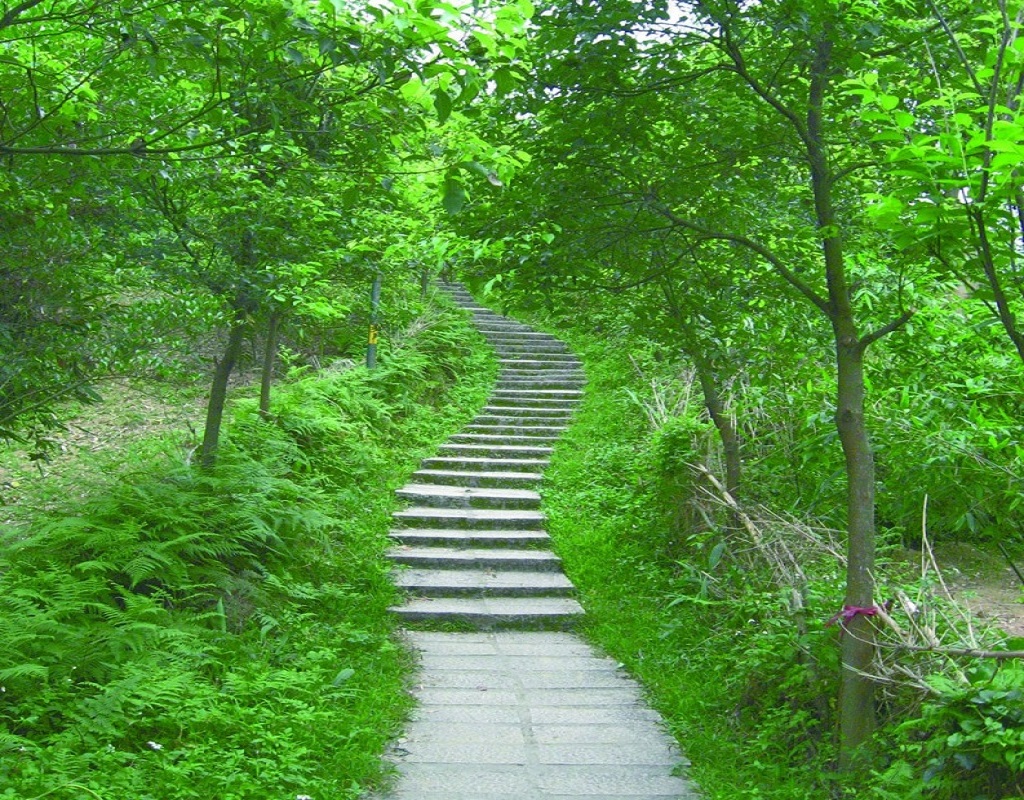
934, 540, 1024, 640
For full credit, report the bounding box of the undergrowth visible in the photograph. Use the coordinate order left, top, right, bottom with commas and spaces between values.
539, 326, 1024, 799
0, 296, 496, 800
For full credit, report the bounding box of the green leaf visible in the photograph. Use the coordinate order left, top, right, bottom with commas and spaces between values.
442, 178, 466, 214
991, 152, 1024, 170
458, 161, 503, 187
893, 110, 915, 129
493, 66, 517, 97
332, 667, 355, 686
433, 89, 452, 123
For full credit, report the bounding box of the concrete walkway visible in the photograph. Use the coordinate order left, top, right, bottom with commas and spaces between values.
377, 631, 699, 799
374, 285, 701, 799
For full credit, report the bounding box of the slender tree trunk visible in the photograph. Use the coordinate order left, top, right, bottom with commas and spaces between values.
259, 310, 282, 420
200, 316, 247, 469
974, 207, 1024, 364
692, 352, 742, 499
661, 281, 744, 501
807, 29, 877, 769
834, 329, 877, 770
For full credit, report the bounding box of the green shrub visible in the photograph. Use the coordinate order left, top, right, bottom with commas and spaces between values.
872, 660, 1024, 799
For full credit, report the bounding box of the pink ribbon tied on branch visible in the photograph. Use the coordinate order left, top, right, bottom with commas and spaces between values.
825, 604, 880, 632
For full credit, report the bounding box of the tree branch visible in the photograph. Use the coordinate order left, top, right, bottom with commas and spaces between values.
0, 125, 266, 157
874, 605, 1024, 660
0, 0, 47, 31
649, 202, 832, 316
858, 308, 915, 351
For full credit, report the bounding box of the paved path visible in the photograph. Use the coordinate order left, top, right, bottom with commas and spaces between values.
374, 286, 700, 799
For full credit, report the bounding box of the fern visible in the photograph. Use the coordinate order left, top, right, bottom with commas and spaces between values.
0, 299, 496, 799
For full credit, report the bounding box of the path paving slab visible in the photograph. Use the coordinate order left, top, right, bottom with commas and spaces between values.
390, 528, 552, 548
396, 484, 542, 509
411, 468, 545, 488
393, 507, 547, 529
392, 598, 585, 628
372, 631, 698, 800
392, 568, 575, 597
437, 442, 556, 458
420, 456, 551, 472
389, 546, 563, 570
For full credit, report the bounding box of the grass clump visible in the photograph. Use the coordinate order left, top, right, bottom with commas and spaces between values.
0, 298, 496, 800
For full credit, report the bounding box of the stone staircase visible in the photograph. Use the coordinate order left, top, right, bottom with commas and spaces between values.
387, 284, 586, 630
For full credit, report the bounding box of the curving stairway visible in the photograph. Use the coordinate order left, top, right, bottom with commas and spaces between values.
378, 286, 700, 800
387, 283, 586, 630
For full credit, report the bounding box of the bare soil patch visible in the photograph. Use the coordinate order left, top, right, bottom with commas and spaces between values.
934, 540, 1024, 639
0, 378, 209, 522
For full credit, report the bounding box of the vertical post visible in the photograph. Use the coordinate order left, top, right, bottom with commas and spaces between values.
366, 273, 382, 369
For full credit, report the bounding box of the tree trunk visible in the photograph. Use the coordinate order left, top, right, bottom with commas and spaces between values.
834, 331, 877, 770
200, 316, 247, 469
807, 28, 877, 769
692, 352, 742, 499
974, 207, 1024, 364
660, 281, 744, 502
259, 310, 282, 420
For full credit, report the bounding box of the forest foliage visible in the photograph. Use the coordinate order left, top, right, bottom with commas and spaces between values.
3, 0, 1024, 797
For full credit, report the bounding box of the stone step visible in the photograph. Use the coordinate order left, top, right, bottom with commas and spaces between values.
492, 343, 570, 354
498, 363, 581, 370
495, 370, 585, 381
485, 399, 581, 412
475, 324, 538, 334
490, 387, 583, 397
479, 406, 575, 419
499, 357, 581, 368
473, 415, 572, 428
496, 371, 584, 380
396, 484, 541, 510
437, 443, 555, 459
486, 340, 568, 350
420, 456, 551, 473
410, 468, 543, 488
393, 507, 546, 530
389, 597, 585, 630
393, 568, 576, 597
470, 323, 553, 333
463, 424, 568, 436
495, 380, 585, 391
389, 527, 552, 548
388, 546, 563, 571
483, 339, 566, 349
489, 390, 583, 402
448, 433, 562, 447
473, 318, 535, 329
489, 339, 572, 346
